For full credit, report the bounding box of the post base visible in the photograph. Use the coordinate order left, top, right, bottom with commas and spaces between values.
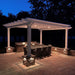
23, 55, 35, 67
6, 47, 14, 53
63, 48, 70, 55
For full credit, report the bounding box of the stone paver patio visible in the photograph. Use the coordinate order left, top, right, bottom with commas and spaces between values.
0, 51, 75, 75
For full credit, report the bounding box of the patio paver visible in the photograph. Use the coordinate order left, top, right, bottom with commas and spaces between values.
0, 51, 75, 75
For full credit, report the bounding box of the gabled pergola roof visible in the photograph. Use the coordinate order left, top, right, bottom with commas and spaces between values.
3, 18, 72, 30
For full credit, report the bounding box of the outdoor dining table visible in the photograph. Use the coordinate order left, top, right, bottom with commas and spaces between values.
24, 45, 51, 59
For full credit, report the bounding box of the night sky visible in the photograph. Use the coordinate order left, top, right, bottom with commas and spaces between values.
0, 0, 31, 16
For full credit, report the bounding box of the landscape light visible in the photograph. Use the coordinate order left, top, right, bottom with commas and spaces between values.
30, 57, 34, 61
23, 58, 26, 61
55, 48, 57, 50
22, 42, 25, 45
8, 48, 11, 50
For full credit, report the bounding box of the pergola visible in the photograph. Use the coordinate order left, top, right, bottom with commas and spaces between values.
3, 18, 72, 56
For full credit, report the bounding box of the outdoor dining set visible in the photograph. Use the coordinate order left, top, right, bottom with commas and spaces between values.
15, 42, 51, 59
15, 42, 51, 66
24, 45, 51, 59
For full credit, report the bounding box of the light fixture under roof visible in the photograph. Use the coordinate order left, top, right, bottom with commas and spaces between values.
48, 27, 51, 28
34, 25, 37, 27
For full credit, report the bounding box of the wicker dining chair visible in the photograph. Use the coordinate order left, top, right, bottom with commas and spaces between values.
42, 47, 47, 57
47, 46, 51, 56
36, 48, 41, 59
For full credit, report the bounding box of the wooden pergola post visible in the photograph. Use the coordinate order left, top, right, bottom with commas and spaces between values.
65, 29, 68, 49
7, 28, 10, 48
40, 29, 42, 45
27, 25, 31, 57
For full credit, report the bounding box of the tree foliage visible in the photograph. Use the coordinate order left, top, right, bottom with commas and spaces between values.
16, 11, 30, 20
0, 10, 30, 29
0, 10, 8, 28
28, 0, 75, 24
8, 13, 16, 22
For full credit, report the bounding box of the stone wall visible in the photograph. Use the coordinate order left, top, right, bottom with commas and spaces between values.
51, 46, 75, 56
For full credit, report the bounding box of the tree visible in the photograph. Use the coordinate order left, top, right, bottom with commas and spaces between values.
0, 10, 8, 27
28, 0, 75, 23
0, 10, 3, 16
28, 0, 75, 35
8, 13, 16, 22
16, 11, 30, 20
28, 0, 47, 19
